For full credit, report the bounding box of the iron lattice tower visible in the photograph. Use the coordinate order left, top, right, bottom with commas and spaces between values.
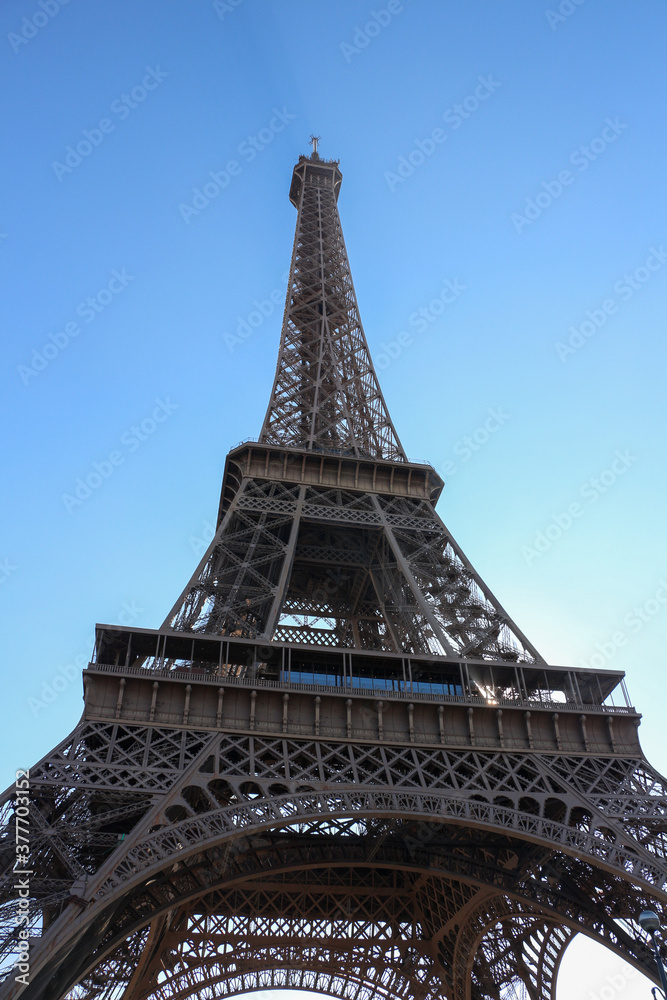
2, 148, 667, 1000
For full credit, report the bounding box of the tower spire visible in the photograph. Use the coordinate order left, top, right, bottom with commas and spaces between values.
259, 150, 406, 462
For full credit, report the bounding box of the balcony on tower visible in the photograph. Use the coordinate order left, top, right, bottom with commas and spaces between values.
85, 622, 639, 758
289, 152, 343, 206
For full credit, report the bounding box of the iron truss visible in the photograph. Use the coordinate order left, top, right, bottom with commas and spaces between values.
165, 479, 540, 662
2, 149, 667, 1000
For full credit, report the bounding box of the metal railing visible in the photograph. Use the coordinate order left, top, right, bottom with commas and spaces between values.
86, 662, 636, 716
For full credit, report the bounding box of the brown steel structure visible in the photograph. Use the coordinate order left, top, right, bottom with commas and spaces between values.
2, 146, 667, 1000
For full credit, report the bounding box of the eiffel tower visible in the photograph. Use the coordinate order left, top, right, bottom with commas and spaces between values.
2, 141, 667, 1000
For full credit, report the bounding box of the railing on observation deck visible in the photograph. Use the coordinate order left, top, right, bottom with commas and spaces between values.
86, 660, 636, 717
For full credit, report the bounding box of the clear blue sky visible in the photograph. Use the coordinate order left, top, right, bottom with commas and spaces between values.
2, 2, 666, 995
